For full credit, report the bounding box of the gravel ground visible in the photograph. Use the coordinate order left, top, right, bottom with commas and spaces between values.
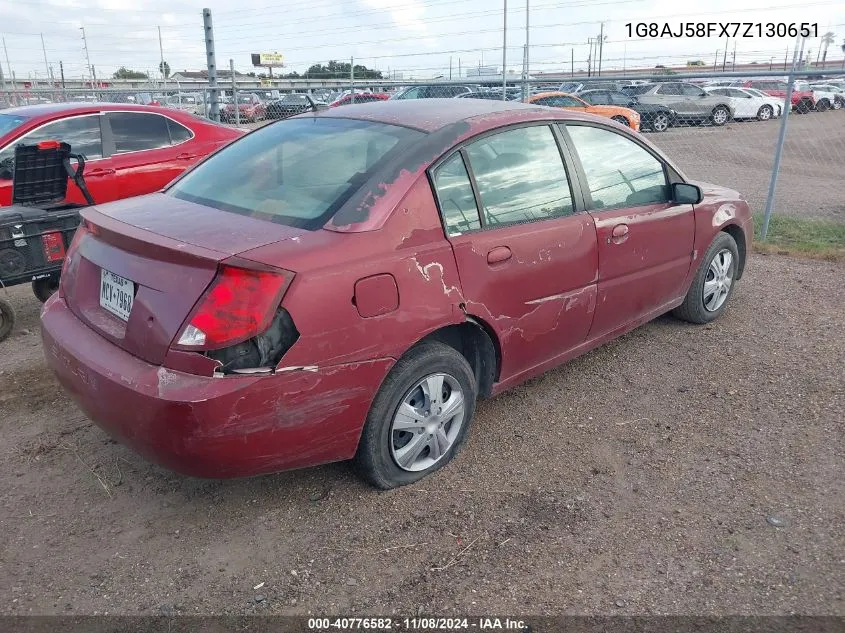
0, 253, 843, 617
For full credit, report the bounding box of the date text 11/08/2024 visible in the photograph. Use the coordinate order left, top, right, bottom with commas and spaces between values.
625, 22, 818, 38
307, 618, 529, 630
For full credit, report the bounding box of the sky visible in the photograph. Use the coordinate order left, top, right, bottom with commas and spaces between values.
0, 0, 843, 83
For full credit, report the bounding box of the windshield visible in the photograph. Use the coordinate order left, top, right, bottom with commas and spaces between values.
169, 117, 424, 229
0, 114, 29, 137
558, 83, 580, 93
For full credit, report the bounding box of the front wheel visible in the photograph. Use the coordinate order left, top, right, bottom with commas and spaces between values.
673, 232, 739, 324
611, 115, 630, 127
650, 112, 670, 132
711, 106, 730, 126
0, 297, 15, 343
353, 341, 477, 489
757, 105, 773, 121
816, 99, 830, 112
833, 98, 843, 111
795, 99, 812, 114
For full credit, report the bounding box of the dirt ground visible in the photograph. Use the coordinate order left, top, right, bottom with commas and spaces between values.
1, 252, 843, 617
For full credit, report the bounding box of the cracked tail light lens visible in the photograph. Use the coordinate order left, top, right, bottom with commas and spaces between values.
176, 264, 292, 350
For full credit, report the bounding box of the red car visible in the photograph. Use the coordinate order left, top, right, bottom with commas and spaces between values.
0, 103, 242, 207
42, 100, 753, 488
741, 80, 815, 113
329, 93, 390, 107
220, 94, 267, 123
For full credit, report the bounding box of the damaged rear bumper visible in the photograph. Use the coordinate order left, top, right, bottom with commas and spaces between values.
41, 294, 394, 478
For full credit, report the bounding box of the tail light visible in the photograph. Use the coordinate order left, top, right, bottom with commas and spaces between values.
41, 231, 66, 263
58, 221, 91, 298
175, 262, 293, 351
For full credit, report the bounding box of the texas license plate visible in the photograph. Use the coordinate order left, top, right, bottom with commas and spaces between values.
99, 268, 134, 321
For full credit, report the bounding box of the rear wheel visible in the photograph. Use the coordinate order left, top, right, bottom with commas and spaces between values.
756, 105, 773, 121
711, 106, 730, 126
32, 276, 60, 303
796, 99, 812, 113
673, 232, 739, 324
650, 112, 670, 132
611, 115, 630, 127
0, 297, 15, 343
353, 341, 477, 489
833, 98, 844, 111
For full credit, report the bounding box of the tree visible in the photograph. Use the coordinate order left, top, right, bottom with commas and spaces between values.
159, 61, 170, 78
820, 31, 836, 63
304, 60, 382, 79
112, 66, 149, 80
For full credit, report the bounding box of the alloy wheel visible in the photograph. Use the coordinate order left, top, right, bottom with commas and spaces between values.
390, 373, 466, 472
703, 249, 734, 312
652, 113, 669, 132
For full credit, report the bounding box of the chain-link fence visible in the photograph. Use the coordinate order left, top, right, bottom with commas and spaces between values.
2, 69, 844, 227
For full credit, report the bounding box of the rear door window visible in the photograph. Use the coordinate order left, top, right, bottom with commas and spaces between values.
108, 112, 172, 153
170, 117, 424, 229
432, 153, 481, 235
167, 118, 193, 144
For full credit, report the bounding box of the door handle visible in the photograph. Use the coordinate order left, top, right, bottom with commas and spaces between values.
487, 246, 512, 265
609, 223, 629, 244
176, 152, 198, 160
85, 168, 115, 178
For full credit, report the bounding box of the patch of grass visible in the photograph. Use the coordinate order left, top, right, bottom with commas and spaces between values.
753, 214, 845, 261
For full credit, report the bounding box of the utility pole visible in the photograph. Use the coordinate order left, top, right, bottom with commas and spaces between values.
522, 0, 529, 101
722, 40, 728, 71
40, 33, 50, 89
229, 59, 239, 126
350, 56, 354, 104
158, 26, 167, 96
203, 8, 219, 121
4, 37, 16, 96
713, 50, 719, 71
449, 56, 452, 80
598, 22, 604, 76
571, 48, 574, 77
731, 39, 737, 71
587, 38, 593, 77
502, 0, 507, 100
783, 47, 788, 71
80, 27, 93, 91
458, 58, 461, 77
59, 60, 67, 101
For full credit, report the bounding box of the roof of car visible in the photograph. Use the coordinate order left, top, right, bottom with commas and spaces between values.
308, 97, 554, 132
0, 102, 182, 119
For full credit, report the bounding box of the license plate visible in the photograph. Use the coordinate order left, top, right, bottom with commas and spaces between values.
99, 268, 134, 321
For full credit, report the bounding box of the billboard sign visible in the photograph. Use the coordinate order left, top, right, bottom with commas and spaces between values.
251, 53, 284, 68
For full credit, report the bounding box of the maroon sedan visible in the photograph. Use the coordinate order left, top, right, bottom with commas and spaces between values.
0, 103, 242, 207
41, 99, 752, 488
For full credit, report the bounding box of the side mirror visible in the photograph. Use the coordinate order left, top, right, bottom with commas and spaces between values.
673, 182, 703, 205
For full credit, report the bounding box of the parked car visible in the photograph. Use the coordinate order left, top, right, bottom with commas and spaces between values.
703, 86, 782, 120
577, 89, 674, 132
623, 82, 734, 126
220, 93, 267, 123
812, 83, 845, 109
0, 103, 242, 207
330, 93, 389, 107
455, 88, 521, 101
794, 82, 838, 111
390, 85, 477, 99
741, 80, 815, 113
265, 93, 327, 120
40, 99, 752, 487
558, 81, 634, 93
163, 94, 201, 112
525, 92, 640, 130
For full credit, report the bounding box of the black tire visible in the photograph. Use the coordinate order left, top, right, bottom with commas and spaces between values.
32, 276, 59, 303
0, 297, 15, 343
611, 115, 630, 127
673, 232, 739, 324
756, 105, 773, 121
833, 97, 843, 111
353, 341, 477, 489
795, 99, 812, 114
816, 99, 830, 112
650, 112, 670, 132
710, 106, 730, 126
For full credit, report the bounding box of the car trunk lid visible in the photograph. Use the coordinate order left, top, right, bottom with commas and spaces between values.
61, 194, 306, 365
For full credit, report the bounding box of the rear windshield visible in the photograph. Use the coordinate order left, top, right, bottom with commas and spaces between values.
169, 117, 424, 229
0, 113, 28, 137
